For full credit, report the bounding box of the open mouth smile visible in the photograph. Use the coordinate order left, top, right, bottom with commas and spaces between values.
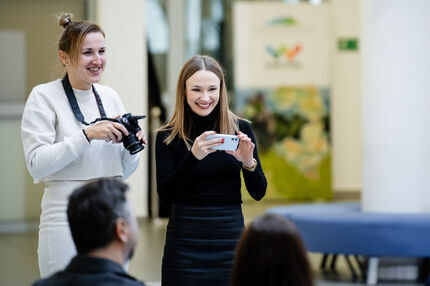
87, 66, 102, 72
197, 102, 212, 109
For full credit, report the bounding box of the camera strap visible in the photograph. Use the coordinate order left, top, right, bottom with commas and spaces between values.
61, 73, 107, 126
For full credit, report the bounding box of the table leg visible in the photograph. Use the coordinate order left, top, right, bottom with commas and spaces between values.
367, 257, 379, 284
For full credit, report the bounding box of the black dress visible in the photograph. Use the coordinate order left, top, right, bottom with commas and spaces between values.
155, 111, 267, 286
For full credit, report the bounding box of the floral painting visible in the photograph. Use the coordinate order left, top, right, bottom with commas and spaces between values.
237, 86, 332, 200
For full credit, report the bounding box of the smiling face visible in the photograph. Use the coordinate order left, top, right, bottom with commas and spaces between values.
60, 32, 106, 90
185, 70, 221, 116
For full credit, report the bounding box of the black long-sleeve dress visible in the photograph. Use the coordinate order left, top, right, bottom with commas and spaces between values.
155, 111, 267, 285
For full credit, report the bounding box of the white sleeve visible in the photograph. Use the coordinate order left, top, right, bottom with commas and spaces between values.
21, 91, 91, 180
121, 151, 140, 179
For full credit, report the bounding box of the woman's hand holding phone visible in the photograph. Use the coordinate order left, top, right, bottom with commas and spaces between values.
206, 134, 240, 151
193, 131, 255, 168
192, 131, 223, 160
225, 131, 255, 168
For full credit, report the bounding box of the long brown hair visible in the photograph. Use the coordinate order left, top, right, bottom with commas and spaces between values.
157, 55, 239, 148
57, 13, 105, 65
232, 213, 314, 286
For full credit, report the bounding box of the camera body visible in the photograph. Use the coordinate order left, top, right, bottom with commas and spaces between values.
110, 113, 146, 155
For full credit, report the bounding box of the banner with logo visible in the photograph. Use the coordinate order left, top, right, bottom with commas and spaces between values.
233, 3, 331, 200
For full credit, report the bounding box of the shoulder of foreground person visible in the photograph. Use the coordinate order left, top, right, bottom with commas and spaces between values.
31, 273, 146, 286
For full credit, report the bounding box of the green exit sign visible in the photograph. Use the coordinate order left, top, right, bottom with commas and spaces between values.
338, 38, 359, 51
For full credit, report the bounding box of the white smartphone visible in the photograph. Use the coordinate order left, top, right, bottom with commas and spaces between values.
206, 134, 240, 151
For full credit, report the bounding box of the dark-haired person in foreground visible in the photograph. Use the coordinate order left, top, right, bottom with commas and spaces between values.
31, 179, 145, 286
232, 213, 314, 286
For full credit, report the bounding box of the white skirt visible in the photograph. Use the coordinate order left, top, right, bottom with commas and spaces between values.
38, 180, 87, 278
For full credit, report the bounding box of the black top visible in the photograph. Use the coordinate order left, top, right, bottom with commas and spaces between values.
31, 256, 146, 286
155, 112, 267, 206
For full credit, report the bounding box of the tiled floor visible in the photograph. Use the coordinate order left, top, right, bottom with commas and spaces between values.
0, 199, 424, 286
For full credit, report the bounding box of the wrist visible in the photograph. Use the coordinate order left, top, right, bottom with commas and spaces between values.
190, 147, 202, 160
242, 158, 257, 172
243, 159, 254, 168
82, 129, 92, 142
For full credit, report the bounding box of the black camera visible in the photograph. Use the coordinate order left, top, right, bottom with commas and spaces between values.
105, 113, 146, 155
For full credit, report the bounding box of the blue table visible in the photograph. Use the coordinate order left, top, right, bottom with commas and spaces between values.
267, 202, 430, 284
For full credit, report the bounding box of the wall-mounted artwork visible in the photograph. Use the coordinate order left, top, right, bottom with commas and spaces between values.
233, 2, 331, 200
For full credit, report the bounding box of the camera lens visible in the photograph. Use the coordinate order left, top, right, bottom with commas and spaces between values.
127, 142, 145, 155
123, 134, 145, 155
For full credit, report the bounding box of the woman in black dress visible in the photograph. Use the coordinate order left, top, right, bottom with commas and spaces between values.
155, 55, 267, 285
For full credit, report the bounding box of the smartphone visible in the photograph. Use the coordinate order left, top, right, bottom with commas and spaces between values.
206, 134, 240, 151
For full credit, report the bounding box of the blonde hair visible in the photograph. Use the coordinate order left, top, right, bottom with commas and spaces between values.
57, 13, 105, 65
157, 55, 239, 148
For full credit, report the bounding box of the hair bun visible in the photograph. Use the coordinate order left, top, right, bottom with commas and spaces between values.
59, 13, 73, 28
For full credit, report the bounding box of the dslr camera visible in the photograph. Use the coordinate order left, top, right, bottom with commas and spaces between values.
105, 113, 146, 155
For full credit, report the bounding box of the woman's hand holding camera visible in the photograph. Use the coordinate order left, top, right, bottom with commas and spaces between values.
226, 131, 255, 168
191, 131, 223, 160
84, 120, 129, 143
84, 115, 147, 144
135, 130, 148, 145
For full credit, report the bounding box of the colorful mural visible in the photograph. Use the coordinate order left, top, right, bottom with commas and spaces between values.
233, 2, 331, 200
238, 86, 331, 200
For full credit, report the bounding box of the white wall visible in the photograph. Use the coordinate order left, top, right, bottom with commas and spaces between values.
361, 0, 430, 213
95, 0, 148, 217
330, 0, 362, 193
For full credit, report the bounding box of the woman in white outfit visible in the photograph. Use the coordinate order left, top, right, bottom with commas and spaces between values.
21, 13, 147, 278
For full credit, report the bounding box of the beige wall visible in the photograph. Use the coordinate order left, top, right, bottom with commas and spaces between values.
0, 0, 86, 98
95, 0, 148, 217
330, 0, 362, 193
